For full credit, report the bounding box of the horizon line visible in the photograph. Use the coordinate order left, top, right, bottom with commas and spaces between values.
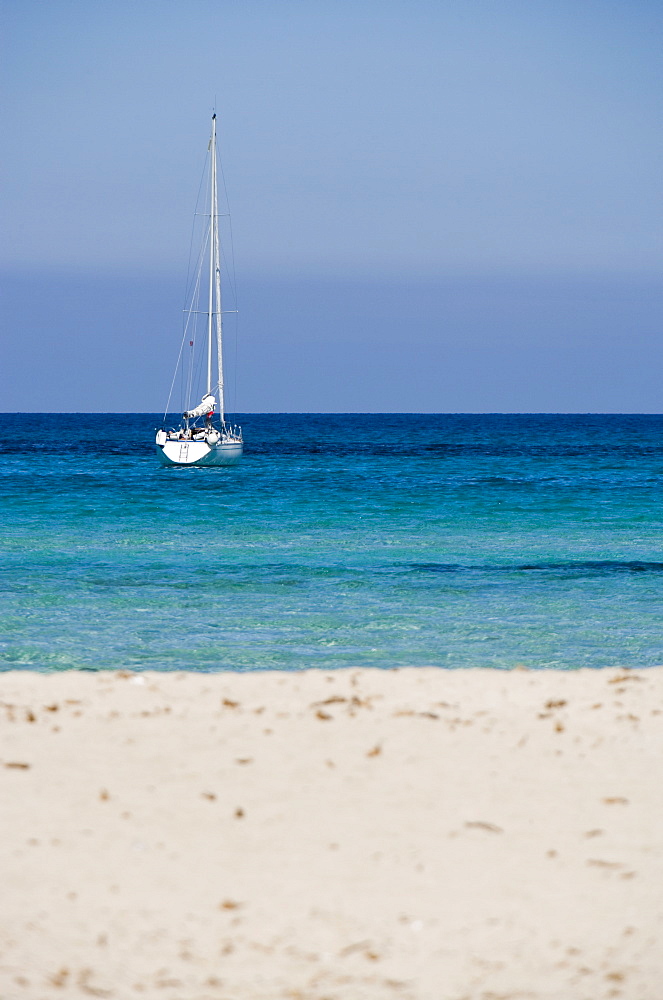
2, 411, 663, 418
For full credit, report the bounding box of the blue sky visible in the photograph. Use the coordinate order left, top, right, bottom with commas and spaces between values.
2, 1, 662, 411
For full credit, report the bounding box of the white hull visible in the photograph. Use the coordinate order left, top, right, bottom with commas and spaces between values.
157, 438, 243, 467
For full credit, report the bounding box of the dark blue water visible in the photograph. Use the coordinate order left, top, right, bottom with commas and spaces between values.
1, 413, 662, 671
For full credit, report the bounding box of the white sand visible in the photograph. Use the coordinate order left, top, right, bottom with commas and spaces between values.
0, 666, 662, 999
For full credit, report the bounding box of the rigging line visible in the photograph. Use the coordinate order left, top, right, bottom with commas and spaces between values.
166, 147, 210, 420
215, 213, 239, 417
227, 214, 238, 307
212, 115, 240, 420
179, 347, 184, 416
216, 212, 236, 302
218, 241, 236, 309
217, 156, 238, 307
186, 254, 207, 411
165, 230, 208, 419
222, 212, 239, 419
225, 240, 239, 426
232, 301, 239, 424
191, 333, 206, 410
166, 267, 203, 419
164, 328, 188, 422
185, 309, 238, 316
183, 151, 211, 309
185, 329, 195, 412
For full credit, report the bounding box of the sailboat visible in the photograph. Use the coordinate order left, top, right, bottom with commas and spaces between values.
156, 114, 243, 467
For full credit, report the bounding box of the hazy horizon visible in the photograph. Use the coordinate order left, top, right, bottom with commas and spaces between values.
2, 1, 662, 413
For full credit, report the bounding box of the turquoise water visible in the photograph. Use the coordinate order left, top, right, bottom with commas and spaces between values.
1, 413, 662, 672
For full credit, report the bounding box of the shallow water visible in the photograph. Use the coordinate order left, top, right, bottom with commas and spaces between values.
1, 413, 662, 671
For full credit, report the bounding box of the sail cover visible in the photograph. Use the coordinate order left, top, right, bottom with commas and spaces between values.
184, 394, 216, 419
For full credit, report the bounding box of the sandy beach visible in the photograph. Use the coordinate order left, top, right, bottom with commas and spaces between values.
0, 666, 661, 999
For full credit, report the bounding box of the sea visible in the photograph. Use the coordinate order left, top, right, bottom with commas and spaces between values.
1, 413, 661, 673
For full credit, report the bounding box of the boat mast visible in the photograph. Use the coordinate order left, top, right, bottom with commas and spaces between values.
206, 116, 216, 399
212, 119, 225, 426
